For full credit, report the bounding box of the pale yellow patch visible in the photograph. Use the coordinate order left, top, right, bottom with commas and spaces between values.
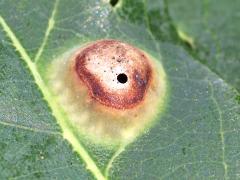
48, 43, 167, 146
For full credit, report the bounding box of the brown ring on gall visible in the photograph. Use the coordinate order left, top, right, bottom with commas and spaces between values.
49, 39, 167, 145
73, 39, 153, 109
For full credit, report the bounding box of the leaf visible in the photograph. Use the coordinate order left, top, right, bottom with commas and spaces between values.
166, 0, 240, 92
0, 0, 239, 179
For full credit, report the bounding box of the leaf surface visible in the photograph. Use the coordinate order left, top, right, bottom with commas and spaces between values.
0, 0, 239, 179
166, 0, 240, 91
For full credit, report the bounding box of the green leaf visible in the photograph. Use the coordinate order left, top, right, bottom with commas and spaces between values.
166, 0, 240, 92
0, 0, 239, 179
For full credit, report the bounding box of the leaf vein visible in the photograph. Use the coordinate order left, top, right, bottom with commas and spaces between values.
0, 15, 105, 180
34, 0, 59, 63
0, 120, 60, 135
208, 81, 228, 179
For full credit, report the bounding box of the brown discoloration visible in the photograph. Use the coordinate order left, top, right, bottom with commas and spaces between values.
49, 39, 166, 144
73, 39, 153, 109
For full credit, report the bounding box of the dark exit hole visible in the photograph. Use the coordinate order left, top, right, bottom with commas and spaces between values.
110, 0, 119, 7
117, 73, 128, 84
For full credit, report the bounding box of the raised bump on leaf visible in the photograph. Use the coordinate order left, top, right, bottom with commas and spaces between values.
74, 39, 152, 109
49, 39, 167, 145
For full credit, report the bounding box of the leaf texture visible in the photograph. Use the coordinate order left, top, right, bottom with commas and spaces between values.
0, 0, 239, 179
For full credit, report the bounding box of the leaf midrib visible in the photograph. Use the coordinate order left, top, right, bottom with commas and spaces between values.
0, 15, 105, 180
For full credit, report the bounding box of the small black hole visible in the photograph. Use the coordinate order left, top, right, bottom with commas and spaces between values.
110, 0, 119, 7
117, 73, 128, 84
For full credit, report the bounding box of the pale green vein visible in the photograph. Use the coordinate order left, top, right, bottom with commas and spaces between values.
0, 120, 61, 135
0, 15, 105, 180
105, 145, 125, 179
34, 0, 59, 63
208, 81, 228, 179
